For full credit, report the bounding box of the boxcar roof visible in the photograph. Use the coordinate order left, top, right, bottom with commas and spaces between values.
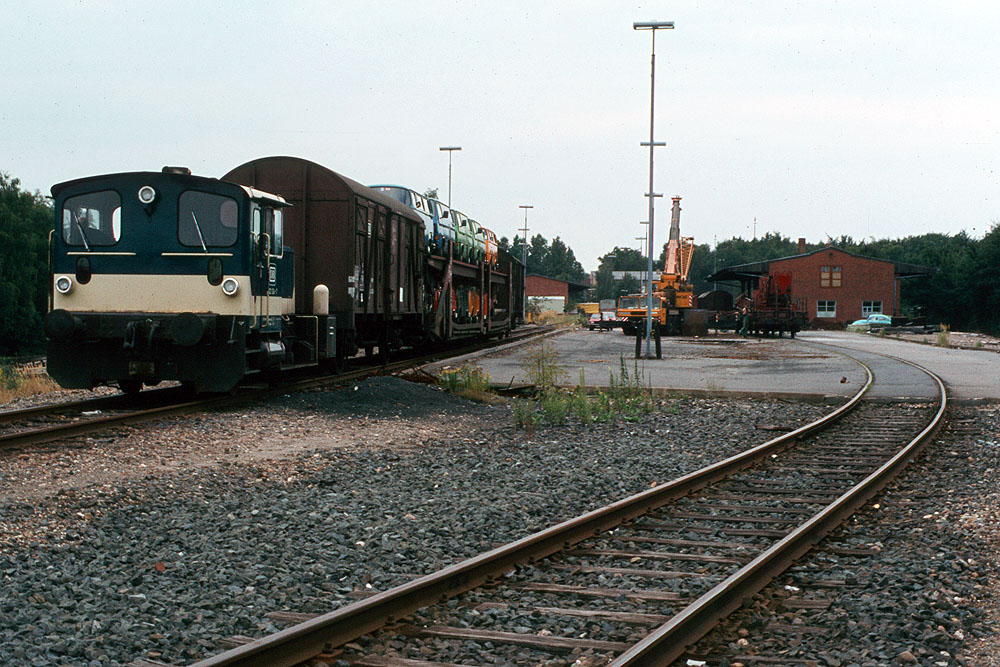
223, 156, 423, 225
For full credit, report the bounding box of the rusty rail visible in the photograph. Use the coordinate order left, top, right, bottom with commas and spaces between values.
611, 357, 946, 666
187, 358, 875, 666
1, 326, 553, 451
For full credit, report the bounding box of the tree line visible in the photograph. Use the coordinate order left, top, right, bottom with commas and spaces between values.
2, 167, 997, 356
0, 174, 51, 356
500, 234, 587, 284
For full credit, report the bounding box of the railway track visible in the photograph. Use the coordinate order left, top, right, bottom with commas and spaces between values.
159, 346, 947, 667
0, 326, 554, 452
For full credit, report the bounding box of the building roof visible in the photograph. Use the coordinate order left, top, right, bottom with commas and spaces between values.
526, 273, 593, 292
705, 245, 935, 282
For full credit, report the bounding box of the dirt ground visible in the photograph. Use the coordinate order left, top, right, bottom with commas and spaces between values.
876, 328, 1000, 352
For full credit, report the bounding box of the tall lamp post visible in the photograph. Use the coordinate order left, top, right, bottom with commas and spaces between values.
439, 146, 462, 207
519, 205, 532, 322
634, 19, 674, 358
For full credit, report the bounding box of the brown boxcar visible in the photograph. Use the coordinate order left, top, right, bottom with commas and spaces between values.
224, 156, 427, 362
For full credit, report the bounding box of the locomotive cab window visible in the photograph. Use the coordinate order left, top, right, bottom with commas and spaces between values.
265, 208, 283, 257
178, 191, 238, 248
62, 191, 121, 247
251, 205, 283, 257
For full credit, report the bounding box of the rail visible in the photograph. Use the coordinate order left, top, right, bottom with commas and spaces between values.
186, 354, 882, 666
0, 326, 554, 451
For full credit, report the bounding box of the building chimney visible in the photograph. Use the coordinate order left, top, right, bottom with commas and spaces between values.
798, 237, 806, 254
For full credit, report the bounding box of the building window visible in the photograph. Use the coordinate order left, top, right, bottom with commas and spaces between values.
816, 300, 837, 318
862, 300, 883, 315
820, 265, 842, 287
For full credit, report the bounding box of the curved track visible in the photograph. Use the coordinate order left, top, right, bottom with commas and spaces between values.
169, 345, 946, 667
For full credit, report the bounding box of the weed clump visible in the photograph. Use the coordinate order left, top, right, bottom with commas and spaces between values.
511, 353, 664, 430
936, 325, 951, 348
520, 341, 568, 390
438, 364, 496, 402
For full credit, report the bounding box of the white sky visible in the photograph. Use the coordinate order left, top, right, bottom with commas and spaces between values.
4, 1, 999, 271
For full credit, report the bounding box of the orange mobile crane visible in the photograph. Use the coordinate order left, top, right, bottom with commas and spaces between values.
617, 196, 696, 338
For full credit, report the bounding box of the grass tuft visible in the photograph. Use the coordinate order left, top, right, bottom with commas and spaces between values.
0, 364, 60, 404
936, 324, 951, 348
439, 364, 499, 402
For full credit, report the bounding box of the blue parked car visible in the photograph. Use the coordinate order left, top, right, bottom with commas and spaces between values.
847, 313, 892, 331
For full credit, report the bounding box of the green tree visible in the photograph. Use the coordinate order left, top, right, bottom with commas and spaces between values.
617, 273, 640, 296
971, 223, 1000, 332
0, 173, 52, 355
599, 246, 646, 271
684, 243, 716, 295
512, 233, 586, 282
594, 260, 615, 300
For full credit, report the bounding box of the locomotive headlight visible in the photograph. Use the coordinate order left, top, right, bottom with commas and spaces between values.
221, 277, 240, 296
137, 185, 157, 205
55, 276, 73, 294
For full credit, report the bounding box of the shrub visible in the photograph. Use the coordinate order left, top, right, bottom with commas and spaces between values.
520, 341, 568, 390
540, 389, 569, 425
571, 390, 593, 424
511, 399, 537, 432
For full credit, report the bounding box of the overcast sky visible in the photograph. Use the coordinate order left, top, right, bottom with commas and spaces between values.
4, 1, 999, 271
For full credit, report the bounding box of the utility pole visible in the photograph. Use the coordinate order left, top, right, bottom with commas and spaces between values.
634, 19, 674, 358
519, 205, 532, 323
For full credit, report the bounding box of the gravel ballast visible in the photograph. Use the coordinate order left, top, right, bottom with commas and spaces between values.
0, 377, 997, 666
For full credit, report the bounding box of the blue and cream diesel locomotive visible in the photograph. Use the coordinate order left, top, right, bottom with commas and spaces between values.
46, 167, 299, 392
45, 159, 524, 393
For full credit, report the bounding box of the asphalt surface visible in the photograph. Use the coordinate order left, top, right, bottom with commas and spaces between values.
439, 328, 997, 402
798, 330, 999, 401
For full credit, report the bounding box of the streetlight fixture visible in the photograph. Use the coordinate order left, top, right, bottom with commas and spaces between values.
634, 19, 674, 358
519, 205, 533, 322
439, 146, 462, 207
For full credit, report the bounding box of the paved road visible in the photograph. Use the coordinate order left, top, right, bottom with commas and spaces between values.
461, 329, 862, 402
798, 330, 999, 401
440, 328, 994, 402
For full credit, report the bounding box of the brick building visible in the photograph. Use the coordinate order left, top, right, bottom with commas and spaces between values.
526, 274, 592, 313
707, 242, 933, 328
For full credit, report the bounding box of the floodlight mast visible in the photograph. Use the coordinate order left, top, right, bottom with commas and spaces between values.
633, 19, 674, 358
519, 205, 533, 323
439, 146, 462, 207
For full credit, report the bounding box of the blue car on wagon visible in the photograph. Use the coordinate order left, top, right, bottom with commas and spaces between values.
371, 185, 455, 257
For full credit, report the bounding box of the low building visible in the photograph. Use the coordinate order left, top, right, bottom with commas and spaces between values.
706, 241, 933, 328
526, 274, 592, 311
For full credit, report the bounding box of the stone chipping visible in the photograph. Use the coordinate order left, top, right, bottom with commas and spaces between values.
0, 377, 997, 666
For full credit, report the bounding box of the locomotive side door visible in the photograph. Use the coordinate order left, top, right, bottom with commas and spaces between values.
251, 204, 284, 333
